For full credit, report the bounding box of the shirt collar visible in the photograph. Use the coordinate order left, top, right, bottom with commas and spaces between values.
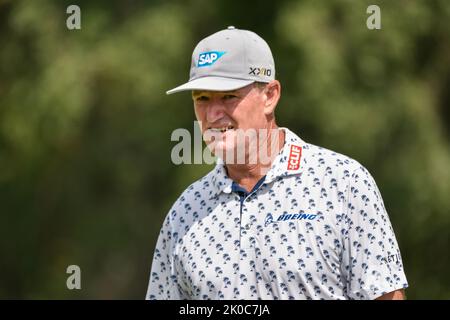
210, 159, 234, 199
209, 127, 307, 199
264, 127, 307, 184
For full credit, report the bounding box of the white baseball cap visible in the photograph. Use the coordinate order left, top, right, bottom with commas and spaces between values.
166, 26, 275, 94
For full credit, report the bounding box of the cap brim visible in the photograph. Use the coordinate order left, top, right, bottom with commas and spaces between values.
166, 77, 254, 95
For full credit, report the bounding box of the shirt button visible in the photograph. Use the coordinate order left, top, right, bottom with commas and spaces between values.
245, 224, 251, 230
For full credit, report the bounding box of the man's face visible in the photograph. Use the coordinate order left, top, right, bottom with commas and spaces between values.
192, 83, 269, 161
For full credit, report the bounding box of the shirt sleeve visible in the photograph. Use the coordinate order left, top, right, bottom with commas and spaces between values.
146, 210, 186, 300
341, 165, 408, 299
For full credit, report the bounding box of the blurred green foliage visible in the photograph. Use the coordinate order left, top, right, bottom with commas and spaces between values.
0, 0, 449, 299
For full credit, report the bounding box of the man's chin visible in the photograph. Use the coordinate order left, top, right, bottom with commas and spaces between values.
209, 145, 256, 165
209, 145, 236, 158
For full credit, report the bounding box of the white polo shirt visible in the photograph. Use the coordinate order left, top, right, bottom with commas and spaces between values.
146, 128, 408, 300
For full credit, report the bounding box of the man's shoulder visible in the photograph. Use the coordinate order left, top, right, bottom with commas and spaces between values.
302, 142, 362, 173
172, 166, 218, 207
160, 167, 218, 232
297, 141, 380, 202
284, 128, 363, 176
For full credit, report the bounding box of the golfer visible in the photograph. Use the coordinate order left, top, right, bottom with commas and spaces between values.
146, 26, 408, 300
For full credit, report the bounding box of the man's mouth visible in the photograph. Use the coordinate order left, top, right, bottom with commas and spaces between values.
208, 125, 235, 133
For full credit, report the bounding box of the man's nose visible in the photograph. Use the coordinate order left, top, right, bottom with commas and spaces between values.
206, 100, 225, 123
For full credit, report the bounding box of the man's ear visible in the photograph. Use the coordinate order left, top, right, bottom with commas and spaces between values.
263, 80, 281, 116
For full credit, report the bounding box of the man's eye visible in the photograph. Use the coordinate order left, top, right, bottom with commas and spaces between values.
196, 96, 209, 101
223, 95, 237, 100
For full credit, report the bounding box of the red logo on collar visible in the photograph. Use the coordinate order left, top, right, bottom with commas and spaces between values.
287, 145, 302, 170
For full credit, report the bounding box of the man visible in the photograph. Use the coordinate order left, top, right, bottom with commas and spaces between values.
146, 26, 408, 300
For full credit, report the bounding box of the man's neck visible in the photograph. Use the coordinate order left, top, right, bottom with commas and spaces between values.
225, 127, 285, 192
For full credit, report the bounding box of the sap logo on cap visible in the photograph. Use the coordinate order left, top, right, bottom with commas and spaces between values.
197, 51, 226, 67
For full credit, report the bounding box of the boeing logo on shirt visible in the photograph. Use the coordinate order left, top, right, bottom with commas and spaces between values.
197, 51, 226, 67
265, 212, 318, 226
264, 213, 274, 227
